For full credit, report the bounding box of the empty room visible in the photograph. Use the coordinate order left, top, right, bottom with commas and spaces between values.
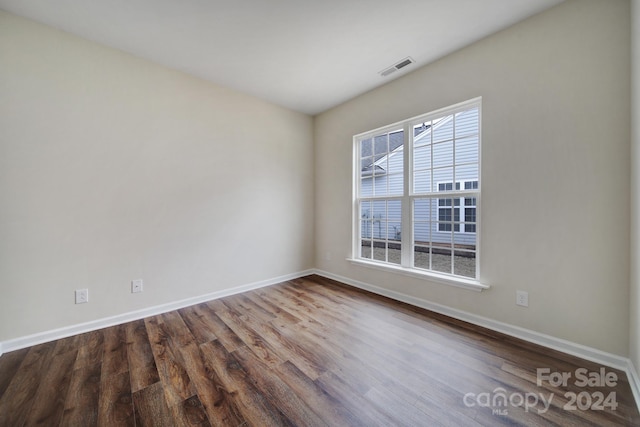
1, 0, 640, 425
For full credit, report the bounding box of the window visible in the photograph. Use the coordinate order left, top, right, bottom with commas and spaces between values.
353, 98, 482, 285
437, 181, 477, 233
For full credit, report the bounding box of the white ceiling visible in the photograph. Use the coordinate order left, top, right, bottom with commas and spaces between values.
0, 0, 564, 115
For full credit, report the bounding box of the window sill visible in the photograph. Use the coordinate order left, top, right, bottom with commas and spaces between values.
347, 258, 490, 292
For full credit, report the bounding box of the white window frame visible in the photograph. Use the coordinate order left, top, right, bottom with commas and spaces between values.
349, 97, 488, 292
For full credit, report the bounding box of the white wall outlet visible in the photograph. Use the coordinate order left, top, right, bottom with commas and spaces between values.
516, 290, 529, 307
75, 289, 89, 304
131, 279, 143, 293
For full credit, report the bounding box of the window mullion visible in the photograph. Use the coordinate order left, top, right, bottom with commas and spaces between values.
401, 123, 412, 268
353, 137, 360, 259
451, 114, 457, 275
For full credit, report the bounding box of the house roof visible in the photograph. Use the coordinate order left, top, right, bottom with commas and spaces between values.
361, 130, 404, 174
360, 116, 449, 173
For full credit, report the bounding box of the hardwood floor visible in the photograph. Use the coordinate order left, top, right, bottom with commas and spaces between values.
0, 274, 638, 426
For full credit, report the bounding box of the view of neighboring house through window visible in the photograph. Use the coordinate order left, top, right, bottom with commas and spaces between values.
359, 129, 404, 264
354, 98, 481, 280
437, 181, 477, 233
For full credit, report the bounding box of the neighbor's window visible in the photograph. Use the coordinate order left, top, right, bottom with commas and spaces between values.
437, 181, 477, 233
353, 98, 481, 282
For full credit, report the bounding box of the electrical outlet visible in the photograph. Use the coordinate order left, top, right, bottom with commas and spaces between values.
516, 290, 529, 307
75, 289, 89, 304
131, 279, 143, 293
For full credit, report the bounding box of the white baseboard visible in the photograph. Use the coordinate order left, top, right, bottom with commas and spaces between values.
312, 269, 640, 411
0, 269, 314, 356
627, 359, 640, 414
2, 267, 639, 413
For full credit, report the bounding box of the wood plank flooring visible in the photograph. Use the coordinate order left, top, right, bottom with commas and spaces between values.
0, 274, 638, 426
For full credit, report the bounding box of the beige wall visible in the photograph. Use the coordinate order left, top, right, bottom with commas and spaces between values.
315, 0, 631, 355
0, 0, 634, 360
631, 0, 640, 370
0, 11, 314, 342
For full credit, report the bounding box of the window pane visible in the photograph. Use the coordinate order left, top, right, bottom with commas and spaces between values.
413, 145, 431, 171
439, 206, 452, 221
433, 115, 453, 143
413, 170, 431, 194
414, 222, 430, 243
372, 200, 385, 217
372, 224, 386, 240
373, 242, 386, 261
361, 138, 372, 158
387, 222, 402, 241
360, 201, 372, 217
414, 199, 432, 221
361, 240, 372, 259
358, 200, 403, 264
432, 249, 452, 274
373, 175, 387, 196
455, 135, 479, 166
373, 163, 386, 177
360, 177, 373, 197
454, 250, 476, 278
387, 150, 403, 173
413, 122, 432, 143
454, 226, 476, 246
388, 221, 401, 241
455, 163, 478, 184
389, 130, 403, 150
387, 200, 401, 219
433, 167, 453, 192
361, 220, 372, 238
414, 245, 430, 269
453, 223, 476, 244
438, 222, 452, 232
361, 156, 374, 173
465, 206, 476, 221
433, 141, 453, 168
390, 132, 404, 168
364, 130, 404, 197
388, 173, 403, 195
386, 148, 404, 173
388, 243, 401, 265
464, 181, 474, 190
455, 107, 479, 138
374, 134, 387, 155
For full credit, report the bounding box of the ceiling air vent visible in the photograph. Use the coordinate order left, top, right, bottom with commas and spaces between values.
380, 57, 414, 77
